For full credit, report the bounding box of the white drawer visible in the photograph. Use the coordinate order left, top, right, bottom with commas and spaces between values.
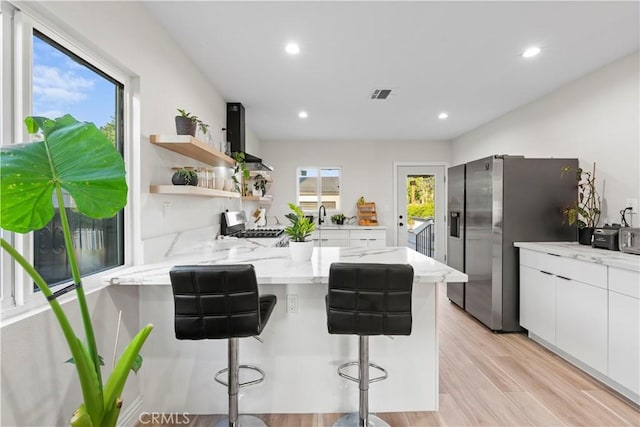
519, 249, 607, 289
310, 229, 348, 240
609, 267, 640, 299
520, 249, 561, 273
350, 229, 386, 240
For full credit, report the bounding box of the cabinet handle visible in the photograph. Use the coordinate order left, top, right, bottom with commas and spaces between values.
557, 275, 571, 281
547, 253, 561, 257
540, 271, 553, 275
321, 239, 329, 241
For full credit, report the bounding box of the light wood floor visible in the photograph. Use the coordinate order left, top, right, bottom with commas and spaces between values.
138, 284, 639, 427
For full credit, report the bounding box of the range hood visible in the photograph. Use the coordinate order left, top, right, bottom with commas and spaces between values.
226, 102, 273, 171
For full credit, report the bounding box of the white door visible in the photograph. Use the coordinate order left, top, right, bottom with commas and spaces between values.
395, 165, 446, 262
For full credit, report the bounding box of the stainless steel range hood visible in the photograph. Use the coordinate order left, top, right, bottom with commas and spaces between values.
227, 102, 273, 171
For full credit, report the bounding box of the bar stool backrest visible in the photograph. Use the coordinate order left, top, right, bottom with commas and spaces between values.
327, 263, 414, 336
170, 264, 262, 340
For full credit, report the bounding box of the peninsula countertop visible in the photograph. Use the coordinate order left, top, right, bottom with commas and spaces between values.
514, 241, 640, 272
108, 246, 468, 286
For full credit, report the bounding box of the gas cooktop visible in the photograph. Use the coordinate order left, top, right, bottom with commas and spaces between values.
234, 228, 284, 238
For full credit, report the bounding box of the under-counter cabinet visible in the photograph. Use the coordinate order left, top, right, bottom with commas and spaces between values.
310, 229, 349, 247
349, 229, 387, 248
519, 265, 556, 344
517, 243, 640, 404
608, 267, 640, 396
309, 228, 387, 248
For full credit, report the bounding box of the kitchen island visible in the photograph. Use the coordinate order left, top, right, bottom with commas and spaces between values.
109, 244, 467, 415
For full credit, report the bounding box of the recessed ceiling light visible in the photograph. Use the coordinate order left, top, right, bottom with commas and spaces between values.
298, 111, 308, 119
438, 112, 449, 120
285, 43, 300, 55
522, 46, 541, 58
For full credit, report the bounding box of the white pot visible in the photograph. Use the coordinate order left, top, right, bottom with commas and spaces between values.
289, 240, 314, 262
252, 188, 262, 197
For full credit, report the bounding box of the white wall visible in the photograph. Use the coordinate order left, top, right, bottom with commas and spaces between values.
261, 139, 451, 243
452, 52, 640, 226
2, 2, 256, 425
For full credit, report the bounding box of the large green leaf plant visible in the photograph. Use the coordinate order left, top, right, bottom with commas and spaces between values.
0, 115, 153, 427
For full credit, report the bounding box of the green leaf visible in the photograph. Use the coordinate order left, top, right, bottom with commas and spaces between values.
70, 404, 94, 427
103, 325, 153, 417
131, 354, 143, 374
0, 115, 127, 233
66, 355, 105, 366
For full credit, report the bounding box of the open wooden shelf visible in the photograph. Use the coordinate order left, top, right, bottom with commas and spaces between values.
150, 185, 240, 198
150, 134, 234, 167
242, 195, 273, 203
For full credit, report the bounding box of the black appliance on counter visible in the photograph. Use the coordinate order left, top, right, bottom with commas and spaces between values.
227, 103, 273, 171
221, 211, 283, 238
446, 155, 578, 332
592, 224, 621, 250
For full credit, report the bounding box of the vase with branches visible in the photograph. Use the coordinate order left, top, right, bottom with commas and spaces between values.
561, 163, 601, 245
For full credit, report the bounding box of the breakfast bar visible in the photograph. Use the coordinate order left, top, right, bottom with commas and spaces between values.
109, 244, 467, 414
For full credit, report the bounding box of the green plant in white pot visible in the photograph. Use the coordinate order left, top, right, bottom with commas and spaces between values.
0, 115, 153, 426
284, 203, 316, 262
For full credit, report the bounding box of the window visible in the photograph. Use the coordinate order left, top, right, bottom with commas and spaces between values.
297, 167, 341, 211
31, 30, 125, 287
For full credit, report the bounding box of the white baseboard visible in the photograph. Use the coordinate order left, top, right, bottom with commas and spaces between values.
118, 395, 144, 427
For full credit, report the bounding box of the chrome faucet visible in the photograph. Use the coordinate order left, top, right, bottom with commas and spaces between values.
318, 204, 327, 225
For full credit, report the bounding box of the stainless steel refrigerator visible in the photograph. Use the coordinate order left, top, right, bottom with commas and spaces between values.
446, 155, 578, 332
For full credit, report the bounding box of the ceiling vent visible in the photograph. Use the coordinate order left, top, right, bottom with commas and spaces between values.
370, 89, 392, 100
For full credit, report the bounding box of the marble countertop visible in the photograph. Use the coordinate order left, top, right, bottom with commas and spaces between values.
314, 224, 387, 230
514, 242, 640, 272
108, 245, 467, 286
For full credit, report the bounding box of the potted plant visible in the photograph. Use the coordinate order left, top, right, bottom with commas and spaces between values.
0, 115, 153, 426
253, 174, 267, 197
561, 163, 601, 245
284, 203, 316, 262
331, 213, 346, 225
171, 167, 199, 186
232, 152, 250, 195
175, 108, 209, 137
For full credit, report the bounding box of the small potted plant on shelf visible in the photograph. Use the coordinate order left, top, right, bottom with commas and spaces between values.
331, 213, 346, 225
252, 174, 268, 197
175, 108, 209, 137
284, 203, 316, 262
561, 163, 601, 245
171, 167, 198, 186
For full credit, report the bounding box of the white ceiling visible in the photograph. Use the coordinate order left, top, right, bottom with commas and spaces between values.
144, 1, 639, 142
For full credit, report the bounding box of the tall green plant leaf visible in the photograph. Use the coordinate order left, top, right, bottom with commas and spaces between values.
0, 115, 127, 233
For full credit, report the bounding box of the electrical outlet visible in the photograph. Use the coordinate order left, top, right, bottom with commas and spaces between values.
625, 198, 638, 214
287, 294, 298, 314
163, 202, 171, 217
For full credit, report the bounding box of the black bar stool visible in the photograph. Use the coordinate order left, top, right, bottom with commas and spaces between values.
326, 263, 414, 427
170, 265, 277, 427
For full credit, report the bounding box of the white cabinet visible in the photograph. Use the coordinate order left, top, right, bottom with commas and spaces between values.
310, 229, 349, 247
520, 249, 608, 374
608, 268, 640, 395
350, 229, 386, 248
518, 247, 640, 403
309, 228, 387, 248
556, 276, 608, 374
519, 265, 556, 344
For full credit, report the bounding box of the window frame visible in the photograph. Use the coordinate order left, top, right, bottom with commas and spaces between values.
1, 3, 137, 317
296, 166, 342, 214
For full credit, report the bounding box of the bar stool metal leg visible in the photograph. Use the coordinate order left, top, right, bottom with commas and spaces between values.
213, 338, 266, 427
334, 337, 390, 427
